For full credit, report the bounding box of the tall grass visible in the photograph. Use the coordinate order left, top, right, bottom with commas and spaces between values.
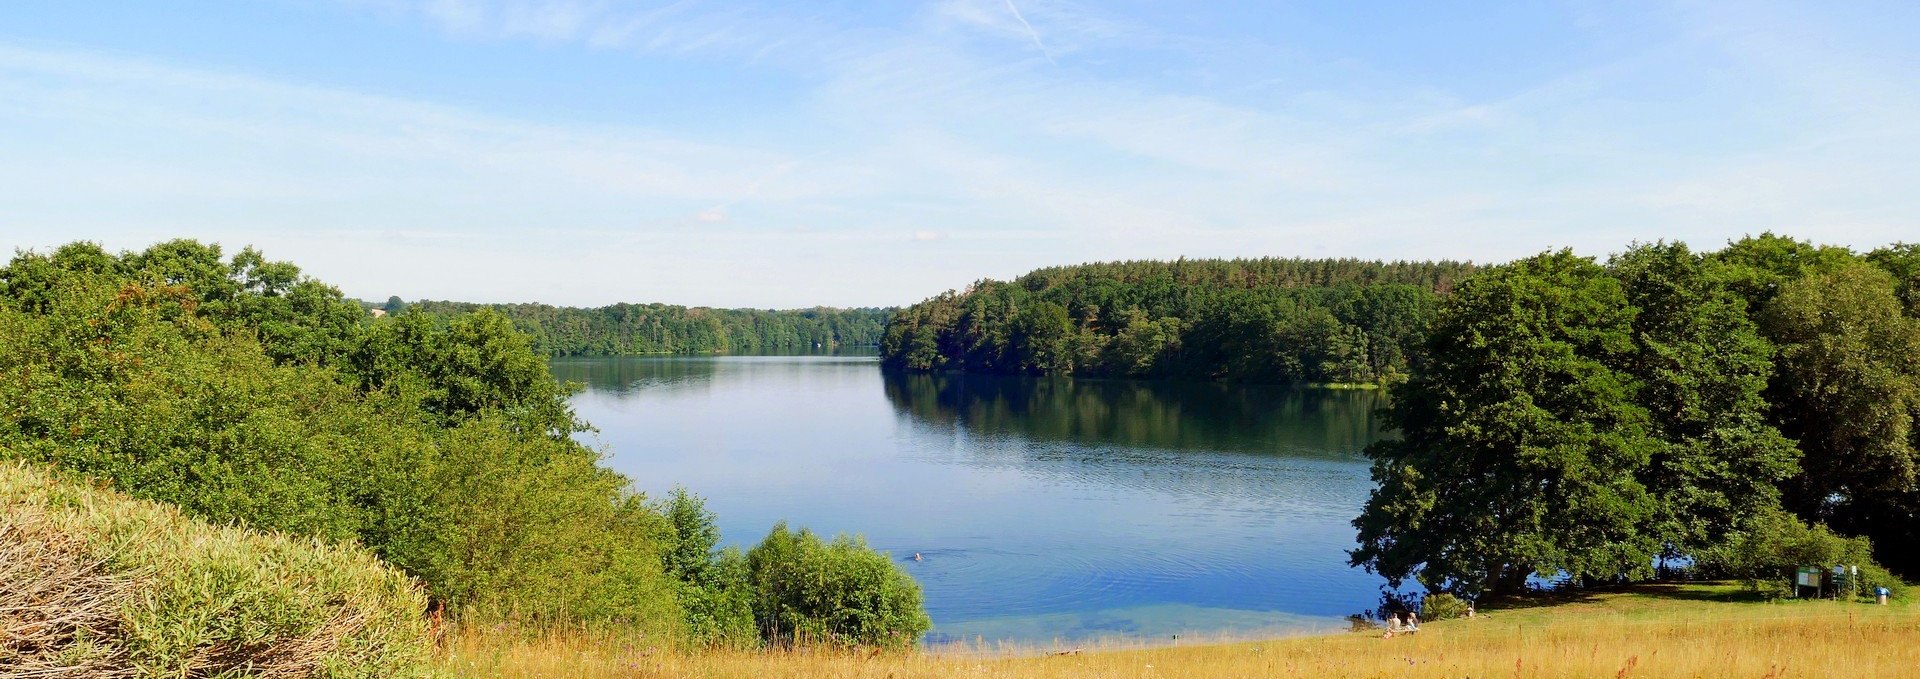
0, 460, 431, 678
439, 583, 1918, 678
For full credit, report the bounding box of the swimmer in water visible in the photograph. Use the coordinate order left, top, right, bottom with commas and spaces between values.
913, 552, 923, 562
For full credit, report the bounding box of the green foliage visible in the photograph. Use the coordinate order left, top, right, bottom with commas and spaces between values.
1865, 242, 1920, 315
382, 419, 682, 629
1712, 232, 1857, 310
1, 460, 430, 678
1420, 593, 1471, 622
1352, 250, 1660, 595
661, 487, 724, 584
655, 488, 758, 647
1759, 261, 1920, 502
410, 300, 892, 356
351, 310, 582, 436
0, 241, 684, 640
1722, 243, 1920, 577
745, 523, 931, 649
882, 257, 1473, 384
1698, 508, 1906, 600
1355, 235, 1920, 598
1608, 242, 1799, 556
0, 238, 935, 652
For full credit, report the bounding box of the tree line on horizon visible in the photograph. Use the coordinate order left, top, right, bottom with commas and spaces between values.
879, 257, 1478, 384
407, 300, 892, 357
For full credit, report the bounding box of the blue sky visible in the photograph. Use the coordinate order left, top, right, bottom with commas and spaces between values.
1, 1, 1915, 307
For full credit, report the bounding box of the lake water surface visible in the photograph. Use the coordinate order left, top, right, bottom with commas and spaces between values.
552, 354, 1390, 645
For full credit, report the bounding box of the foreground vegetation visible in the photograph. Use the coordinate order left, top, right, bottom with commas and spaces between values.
409, 300, 891, 356
1, 460, 428, 678
435, 582, 1920, 678
0, 240, 928, 674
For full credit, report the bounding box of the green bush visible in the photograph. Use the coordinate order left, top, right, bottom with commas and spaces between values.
0, 460, 430, 678
657, 489, 758, 647
1420, 593, 1471, 621
745, 523, 931, 649
386, 419, 683, 631
1699, 508, 1907, 600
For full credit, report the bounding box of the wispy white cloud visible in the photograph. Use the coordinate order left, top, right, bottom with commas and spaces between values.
1001, 0, 1055, 65
4, 1, 1917, 307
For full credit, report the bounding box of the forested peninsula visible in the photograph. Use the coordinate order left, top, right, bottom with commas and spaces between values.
408, 300, 890, 356
880, 258, 1477, 384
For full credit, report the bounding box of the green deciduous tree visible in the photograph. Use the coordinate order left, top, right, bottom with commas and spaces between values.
1758, 261, 1920, 569
1351, 250, 1660, 595
1608, 242, 1799, 557
1866, 243, 1920, 316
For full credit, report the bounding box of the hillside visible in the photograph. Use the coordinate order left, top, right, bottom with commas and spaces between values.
1, 460, 430, 677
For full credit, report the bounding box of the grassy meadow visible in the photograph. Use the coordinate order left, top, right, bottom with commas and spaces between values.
435, 582, 1918, 679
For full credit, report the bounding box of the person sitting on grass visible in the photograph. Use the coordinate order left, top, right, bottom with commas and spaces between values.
1405, 611, 1420, 633
1382, 613, 1403, 639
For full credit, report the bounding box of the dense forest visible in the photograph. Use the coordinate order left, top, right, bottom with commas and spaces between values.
409, 300, 891, 356
881, 258, 1477, 384
1353, 236, 1920, 597
0, 240, 928, 663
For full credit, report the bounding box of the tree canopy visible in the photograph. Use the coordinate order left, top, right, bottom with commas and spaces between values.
881, 257, 1477, 384
1352, 236, 1919, 596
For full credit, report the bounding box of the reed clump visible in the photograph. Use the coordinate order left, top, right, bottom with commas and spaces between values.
0, 460, 432, 678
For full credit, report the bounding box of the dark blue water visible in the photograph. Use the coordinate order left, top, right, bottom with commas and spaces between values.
552, 354, 1389, 644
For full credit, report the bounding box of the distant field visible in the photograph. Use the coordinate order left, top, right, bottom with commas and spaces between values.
437, 581, 1918, 678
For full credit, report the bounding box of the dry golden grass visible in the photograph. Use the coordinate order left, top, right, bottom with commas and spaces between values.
436, 583, 1919, 679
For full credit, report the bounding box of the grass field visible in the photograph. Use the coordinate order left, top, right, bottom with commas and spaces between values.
436, 582, 1918, 678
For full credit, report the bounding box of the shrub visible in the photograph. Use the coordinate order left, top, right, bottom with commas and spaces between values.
1698, 508, 1907, 600
745, 523, 931, 649
0, 460, 430, 678
657, 489, 758, 647
1421, 593, 1471, 621
672, 576, 758, 648
386, 419, 683, 632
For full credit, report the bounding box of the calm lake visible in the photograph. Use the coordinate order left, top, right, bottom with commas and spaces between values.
551, 353, 1390, 645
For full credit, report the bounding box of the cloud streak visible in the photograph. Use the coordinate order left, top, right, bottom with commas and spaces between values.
1002, 0, 1055, 65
